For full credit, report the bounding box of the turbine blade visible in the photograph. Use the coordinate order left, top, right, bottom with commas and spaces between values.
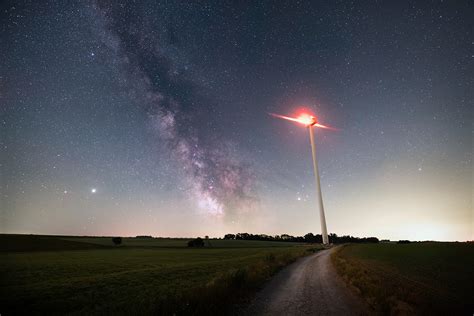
314, 123, 340, 131
268, 112, 301, 124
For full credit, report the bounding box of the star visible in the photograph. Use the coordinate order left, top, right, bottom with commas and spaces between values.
2, 0, 471, 244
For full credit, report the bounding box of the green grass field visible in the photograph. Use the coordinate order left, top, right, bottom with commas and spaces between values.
63, 236, 306, 248
332, 242, 474, 315
0, 234, 317, 315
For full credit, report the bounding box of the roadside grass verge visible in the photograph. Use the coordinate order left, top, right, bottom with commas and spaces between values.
332, 243, 473, 315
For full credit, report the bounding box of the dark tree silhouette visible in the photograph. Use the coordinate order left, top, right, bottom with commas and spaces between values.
224, 234, 236, 239
221, 232, 379, 244
398, 240, 411, 244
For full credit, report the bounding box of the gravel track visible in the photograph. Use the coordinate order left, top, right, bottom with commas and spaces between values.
243, 247, 369, 316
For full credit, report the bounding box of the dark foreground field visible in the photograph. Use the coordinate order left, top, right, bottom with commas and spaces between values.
332, 242, 474, 315
0, 234, 319, 315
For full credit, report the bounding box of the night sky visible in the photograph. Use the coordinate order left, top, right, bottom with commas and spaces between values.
2, 1, 472, 241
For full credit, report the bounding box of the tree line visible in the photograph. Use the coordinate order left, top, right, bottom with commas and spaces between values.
223, 232, 379, 244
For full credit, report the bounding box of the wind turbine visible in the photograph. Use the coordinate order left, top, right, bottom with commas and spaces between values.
270, 111, 338, 245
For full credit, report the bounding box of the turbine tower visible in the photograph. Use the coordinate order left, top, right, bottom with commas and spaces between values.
308, 123, 329, 244
270, 112, 337, 245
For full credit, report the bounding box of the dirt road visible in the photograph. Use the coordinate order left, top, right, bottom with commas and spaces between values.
243, 247, 369, 315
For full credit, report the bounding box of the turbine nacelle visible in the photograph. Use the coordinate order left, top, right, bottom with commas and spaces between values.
296, 113, 318, 127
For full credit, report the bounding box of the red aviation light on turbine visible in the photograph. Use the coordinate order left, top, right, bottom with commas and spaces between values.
269, 112, 338, 130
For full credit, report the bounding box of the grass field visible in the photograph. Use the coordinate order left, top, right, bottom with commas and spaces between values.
63, 236, 306, 248
332, 242, 474, 315
0, 234, 318, 315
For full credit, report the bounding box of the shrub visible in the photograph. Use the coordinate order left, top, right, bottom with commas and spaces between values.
187, 237, 205, 247
112, 237, 122, 245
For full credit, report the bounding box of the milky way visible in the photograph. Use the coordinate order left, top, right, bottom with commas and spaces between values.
91, 1, 257, 218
